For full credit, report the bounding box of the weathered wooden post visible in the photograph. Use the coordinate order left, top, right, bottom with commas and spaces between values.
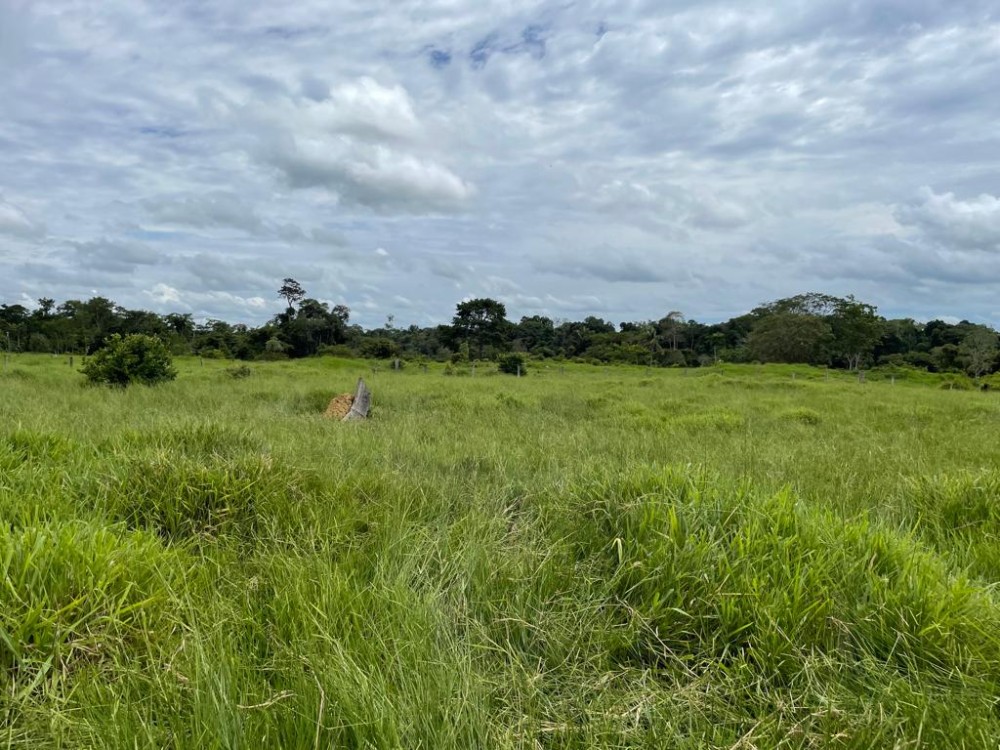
516, 364, 521, 378
471, 364, 476, 377
858, 371, 865, 384
343, 378, 372, 422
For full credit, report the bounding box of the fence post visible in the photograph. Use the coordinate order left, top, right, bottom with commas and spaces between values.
517, 364, 521, 378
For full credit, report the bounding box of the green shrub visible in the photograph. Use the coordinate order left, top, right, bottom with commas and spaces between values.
497, 353, 526, 375
452, 341, 470, 363
224, 364, 252, 379
360, 337, 400, 359
779, 406, 822, 424
938, 376, 974, 391
81, 334, 176, 387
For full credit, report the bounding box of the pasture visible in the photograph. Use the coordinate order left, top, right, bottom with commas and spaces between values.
3, 355, 1000, 748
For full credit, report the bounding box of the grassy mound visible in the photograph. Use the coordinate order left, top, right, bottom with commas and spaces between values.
0, 522, 182, 685
98, 455, 310, 542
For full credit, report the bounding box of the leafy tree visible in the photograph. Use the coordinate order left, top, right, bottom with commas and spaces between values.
748, 313, 833, 364
641, 323, 660, 365
830, 296, 882, 370
516, 315, 555, 354
961, 327, 999, 379
753, 292, 841, 318
452, 298, 508, 359
279, 298, 348, 357
81, 334, 176, 387
659, 311, 685, 350
875, 318, 922, 362
332, 304, 350, 325
360, 336, 400, 359
278, 278, 306, 310
930, 344, 961, 372
497, 352, 526, 375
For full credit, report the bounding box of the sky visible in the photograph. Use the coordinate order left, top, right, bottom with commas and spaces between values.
2, 1, 1000, 328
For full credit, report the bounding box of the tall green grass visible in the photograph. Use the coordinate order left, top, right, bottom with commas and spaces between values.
2, 355, 1000, 747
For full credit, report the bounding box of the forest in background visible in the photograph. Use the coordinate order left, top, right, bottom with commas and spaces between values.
1, 282, 997, 377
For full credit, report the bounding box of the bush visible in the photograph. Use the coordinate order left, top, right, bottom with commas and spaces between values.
81, 334, 177, 387
451, 342, 471, 364
360, 337, 400, 359
497, 353, 526, 375
224, 364, 252, 379
779, 407, 822, 425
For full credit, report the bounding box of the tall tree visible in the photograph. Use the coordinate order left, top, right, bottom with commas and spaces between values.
659, 311, 685, 350
747, 312, 833, 364
452, 298, 508, 359
278, 278, 306, 310
516, 315, 555, 354
35, 298, 55, 317
830, 296, 882, 370
961, 327, 998, 379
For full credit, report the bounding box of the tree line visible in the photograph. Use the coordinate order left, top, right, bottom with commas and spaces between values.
1, 282, 997, 377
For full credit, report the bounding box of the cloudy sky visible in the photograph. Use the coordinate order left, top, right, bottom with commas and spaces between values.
2, 1, 1000, 327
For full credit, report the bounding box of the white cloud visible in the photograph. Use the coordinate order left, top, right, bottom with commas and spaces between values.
3, 1, 1000, 326
249, 79, 474, 213
0, 197, 44, 238
145, 192, 264, 233
146, 283, 182, 304
895, 188, 1000, 251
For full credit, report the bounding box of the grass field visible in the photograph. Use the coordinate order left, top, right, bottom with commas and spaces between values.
3, 354, 1000, 748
